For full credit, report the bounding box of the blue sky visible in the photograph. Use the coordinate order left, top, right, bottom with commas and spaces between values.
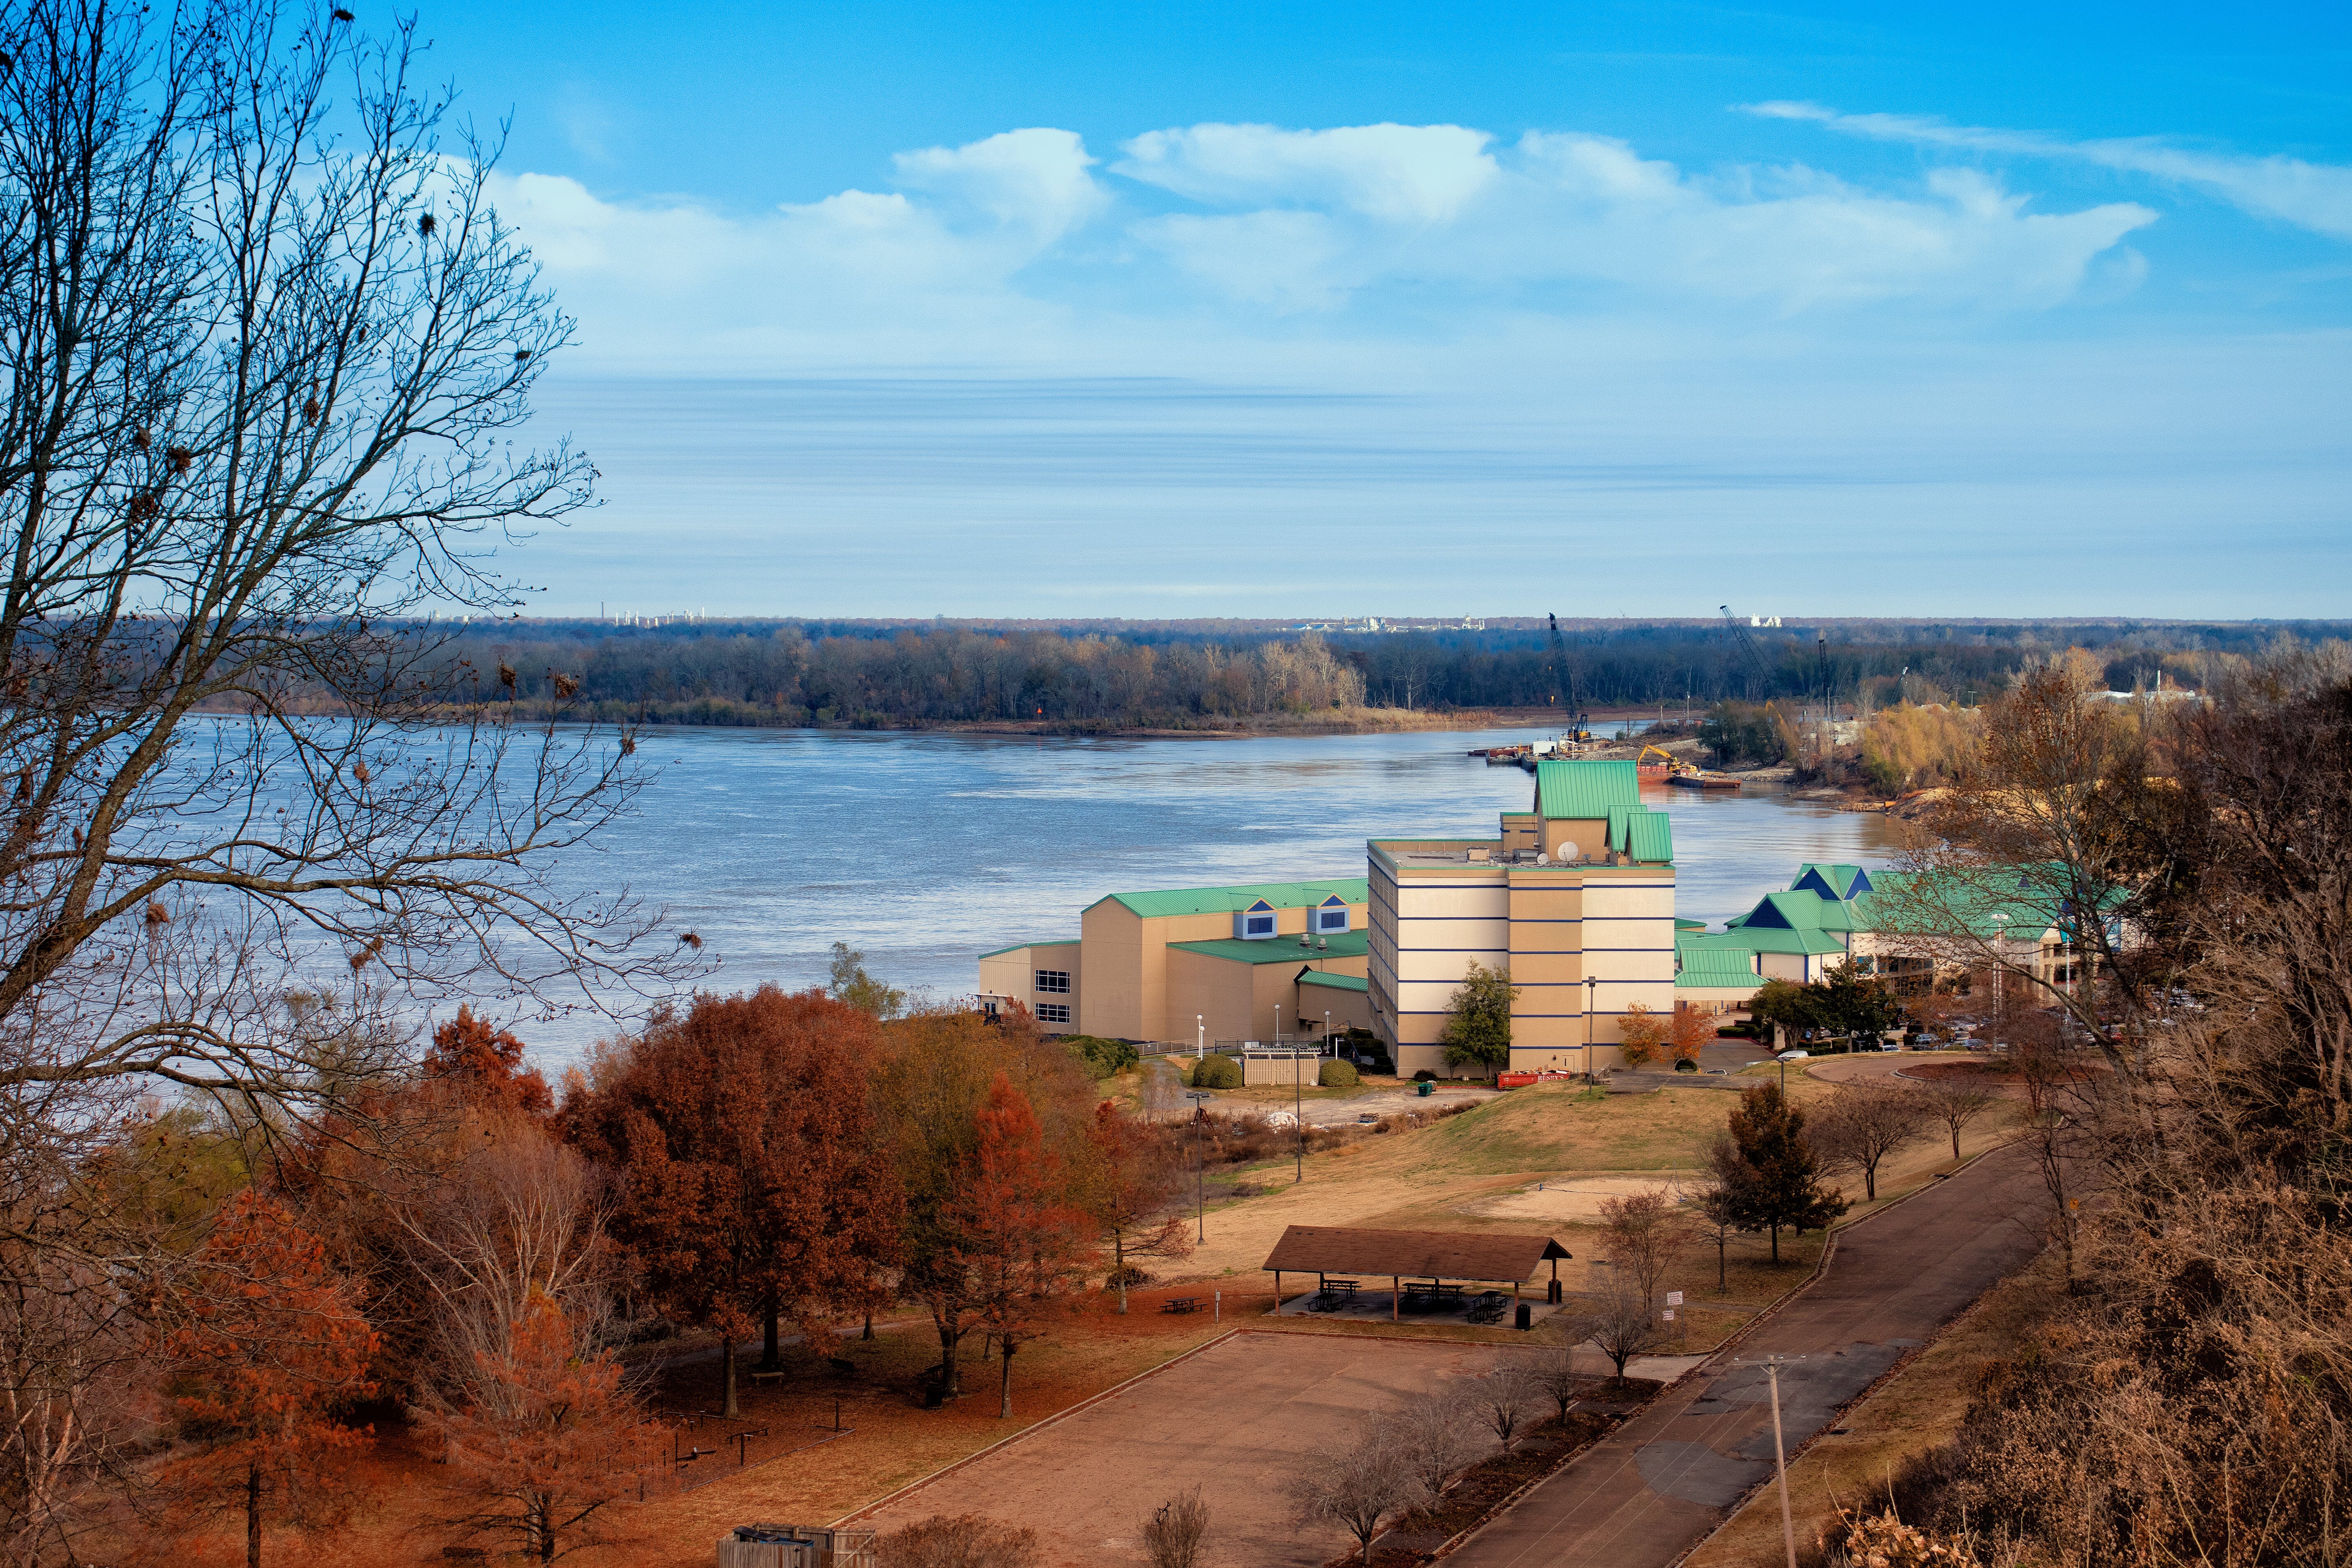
425, 3, 2351, 619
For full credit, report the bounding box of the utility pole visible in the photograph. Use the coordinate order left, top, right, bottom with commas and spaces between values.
1734, 1354, 1806, 1568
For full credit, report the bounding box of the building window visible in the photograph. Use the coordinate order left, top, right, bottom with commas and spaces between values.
1315, 906, 1350, 934
1244, 914, 1275, 938
1036, 1002, 1071, 1025
1035, 969, 1071, 994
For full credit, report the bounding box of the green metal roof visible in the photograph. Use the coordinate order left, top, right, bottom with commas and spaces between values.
1676, 950, 1762, 988
1297, 970, 1370, 993
1092, 878, 1368, 920
1627, 812, 1674, 864
1676, 917, 1708, 932
1533, 759, 1640, 821
1791, 862, 1872, 900
1166, 931, 1372, 965
1681, 927, 1848, 959
979, 939, 1077, 959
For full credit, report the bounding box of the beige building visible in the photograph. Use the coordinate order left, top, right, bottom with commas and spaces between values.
1369, 760, 1677, 1078
978, 879, 1368, 1042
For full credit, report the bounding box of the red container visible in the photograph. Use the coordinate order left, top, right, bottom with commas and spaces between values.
1495, 1071, 1539, 1089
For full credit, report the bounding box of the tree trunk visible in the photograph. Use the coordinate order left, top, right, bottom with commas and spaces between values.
1000, 1339, 1016, 1418
937, 1322, 962, 1397
247, 1460, 261, 1568
863, 1310, 874, 1341
539, 1499, 556, 1562
1115, 1231, 1128, 1314
759, 1287, 781, 1372
721, 1336, 739, 1418
1716, 1232, 1726, 1290
1769, 1222, 1781, 1265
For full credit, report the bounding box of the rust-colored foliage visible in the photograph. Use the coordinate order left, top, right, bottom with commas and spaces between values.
1668, 1002, 1714, 1063
959, 1073, 1098, 1417
154, 1190, 378, 1568
1082, 1100, 1191, 1314
422, 1006, 553, 1118
413, 1289, 667, 1563
560, 986, 902, 1414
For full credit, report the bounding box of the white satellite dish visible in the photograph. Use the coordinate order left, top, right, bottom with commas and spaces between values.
1557, 840, 1579, 863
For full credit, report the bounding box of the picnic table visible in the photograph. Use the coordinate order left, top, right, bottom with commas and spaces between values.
1400, 1281, 1465, 1314
1307, 1279, 1360, 1312
1162, 1296, 1202, 1314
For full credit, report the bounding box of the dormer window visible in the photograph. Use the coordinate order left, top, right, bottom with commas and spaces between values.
1314, 895, 1351, 934
1236, 898, 1278, 940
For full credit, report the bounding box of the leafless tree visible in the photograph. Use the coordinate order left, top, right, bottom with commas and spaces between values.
1467, 1364, 1540, 1455
0, 0, 694, 1130
1527, 1339, 1589, 1427
1571, 1285, 1664, 1384
0, 0, 692, 1552
1393, 1385, 1479, 1511
1596, 1188, 1696, 1306
1810, 1083, 1935, 1200
1695, 1183, 1739, 1291
1917, 1075, 1999, 1160
1865, 664, 2198, 1091
1140, 1486, 1209, 1568
1287, 1418, 1413, 1566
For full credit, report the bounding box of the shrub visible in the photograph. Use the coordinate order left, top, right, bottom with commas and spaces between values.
1191, 1054, 1242, 1090
1413, 1069, 1437, 1083
876, 1514, 1040, 1568
1318, 1059, 1359, 1090
1064, 1034, 1140, 1080
1618, 1002, 1666, 1068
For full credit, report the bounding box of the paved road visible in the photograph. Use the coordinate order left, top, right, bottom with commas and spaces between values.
1449, 1140, 2046, 1568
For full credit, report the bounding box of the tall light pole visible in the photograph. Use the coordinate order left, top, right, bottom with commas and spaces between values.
1185, 1090, 1212, 1241
1294, 1040, 1304, 1184
1991, 912, 2009, 1031
1583, 975, 1598, 1082
1196, 1015, 1204, 1059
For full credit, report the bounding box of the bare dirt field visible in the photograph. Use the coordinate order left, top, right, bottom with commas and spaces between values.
852, 1330, 1547, 1568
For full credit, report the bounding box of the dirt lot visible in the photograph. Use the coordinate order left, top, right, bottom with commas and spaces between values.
853, 1330, 1554, 1568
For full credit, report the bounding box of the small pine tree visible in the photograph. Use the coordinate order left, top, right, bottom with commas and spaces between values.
1711, 1083, 1847, 1264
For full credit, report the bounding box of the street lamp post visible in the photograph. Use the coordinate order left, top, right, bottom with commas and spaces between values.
1195, 1015, 1204, 1059
1583, 975, 1599, 1082
1732, 1354, 1808, 1568
1185, 1090, 1211, 1241
1991, 913, 2010, 1031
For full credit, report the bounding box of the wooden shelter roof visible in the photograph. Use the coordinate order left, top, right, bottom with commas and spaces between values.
1261, 1225, 1571, 1283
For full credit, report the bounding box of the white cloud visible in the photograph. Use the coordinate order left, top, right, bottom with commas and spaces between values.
1125, 128, 2155, 313
1116, 122, 1500, 223
892, 127, 1107, 240
1746, 100, 2352, 242
482, 118, 2166, 367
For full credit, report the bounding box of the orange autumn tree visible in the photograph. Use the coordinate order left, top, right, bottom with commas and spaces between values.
422, 1005, 554, 1118
415, 1289, 667, 1563
1083, 1101, 1190, 1314
963, 1074, 1096, 1418
1670, 1003, 1715, 1065
157, 1190, 378, 1568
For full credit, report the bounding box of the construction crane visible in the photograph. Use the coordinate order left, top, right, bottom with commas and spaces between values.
1545, 614, 1591, 743
1718, 605, 1797, 751
1719, 605, 1775, 699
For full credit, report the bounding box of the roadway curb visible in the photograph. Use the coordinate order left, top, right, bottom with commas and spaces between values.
830, 1326, 1243, 1527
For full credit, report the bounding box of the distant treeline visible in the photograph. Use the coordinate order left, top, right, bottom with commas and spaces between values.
410, 618, 2344, 729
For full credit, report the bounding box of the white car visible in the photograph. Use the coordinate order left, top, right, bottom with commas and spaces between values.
1776, 1049, 1811, 1062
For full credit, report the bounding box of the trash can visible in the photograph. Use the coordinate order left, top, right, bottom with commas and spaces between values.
1416, 1080, 1434, 1098
1514, 1303, 1533, 1331
1547, 1279, 1563, 1304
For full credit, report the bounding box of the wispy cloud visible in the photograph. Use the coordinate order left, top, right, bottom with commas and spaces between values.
491, 119, 2157, 364
1745, 101, 2352, 242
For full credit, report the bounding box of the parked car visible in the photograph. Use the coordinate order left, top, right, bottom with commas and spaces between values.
1776, 1049, 1811, 1061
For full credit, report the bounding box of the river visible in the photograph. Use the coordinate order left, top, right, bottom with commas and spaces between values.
545, 725, 1905, 1058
